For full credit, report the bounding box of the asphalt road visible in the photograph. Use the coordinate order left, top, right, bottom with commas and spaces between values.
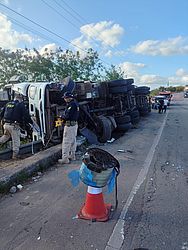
121, 93, 188, 250
0, 93, 187, 250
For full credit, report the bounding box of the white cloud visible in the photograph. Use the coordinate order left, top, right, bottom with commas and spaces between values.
71, 21, 124, 55
39, 43, 58, 55
175, 68, 187, 77
131, 36, 188, 56
71, 35, 92, 51
104, 49, 126, 58
119, 61, 145, 79
168, 68, 188, 85
119, 61, 188, 89
0, 13, 33, 50
80, 21, 124, 47
0, 0, 9, 5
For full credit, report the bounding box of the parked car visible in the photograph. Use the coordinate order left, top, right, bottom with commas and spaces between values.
158, 91, 172, 106
184, 91, 188, 98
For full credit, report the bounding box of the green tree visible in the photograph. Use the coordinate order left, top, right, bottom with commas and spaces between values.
0, 48, 27, 85
55, 48, 103, 81
103, 65, 125, 81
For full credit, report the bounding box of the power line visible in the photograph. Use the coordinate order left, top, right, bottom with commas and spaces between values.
53, 0, 84, 25
59, 0, 88, 24
42, 0, 116, 60
58, 0, 124, 55
0, 3, 85, 52
41, 0, 81, 31
5, 14, 64, 48
0, 2, 111, 66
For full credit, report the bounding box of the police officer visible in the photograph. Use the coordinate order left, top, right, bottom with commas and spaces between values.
0, 93, 33, 159
58, 92, 79, 164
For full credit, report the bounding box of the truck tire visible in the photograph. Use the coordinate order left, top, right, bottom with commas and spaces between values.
95, 116, 112, 143
135, 86, 150, 95
129, 110, 140, 124
138, 107, 149, 116
115, 115, 131, 124
109, 85, 128, 94
127, 85, 135, 91
106, 116, 117, 130
108, 79, 134, 87
116, 122, 132, 131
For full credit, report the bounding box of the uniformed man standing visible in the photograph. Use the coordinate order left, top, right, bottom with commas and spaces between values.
0, 93, 33, 159
58, 92, 79, 164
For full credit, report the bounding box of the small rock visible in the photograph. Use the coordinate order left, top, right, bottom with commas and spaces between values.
37, 172, 42, 176
9, 186, 17, 194
20, 201, 30, 206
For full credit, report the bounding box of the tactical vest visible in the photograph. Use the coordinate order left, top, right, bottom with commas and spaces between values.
4, 101, 18, 121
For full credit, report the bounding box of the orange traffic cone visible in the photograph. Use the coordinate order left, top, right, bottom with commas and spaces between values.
78, 186, 112, 222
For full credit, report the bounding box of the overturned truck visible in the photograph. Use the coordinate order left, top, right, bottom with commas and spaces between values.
2, 76, 151, 146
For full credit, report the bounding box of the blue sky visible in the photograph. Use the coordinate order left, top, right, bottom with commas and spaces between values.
0, 0, 188, 89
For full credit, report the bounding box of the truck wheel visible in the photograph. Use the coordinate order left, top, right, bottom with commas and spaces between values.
115, 115, 131, 124
116, 122, 132, 131
109, 85, 128, 94
106, 116, 117, 130
108, 79, 134, 87
127, 85, 135, 91
95, 116, 112, 143
138, 107, 149, 116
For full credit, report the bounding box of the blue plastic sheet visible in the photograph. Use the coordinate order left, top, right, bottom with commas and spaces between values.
107, 169, 116, 193
68, 164, 117, 193
68, 170, 80, 187
79, 163, 97, 187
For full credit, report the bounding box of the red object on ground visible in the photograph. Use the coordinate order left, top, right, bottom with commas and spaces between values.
78, 186, 111, 222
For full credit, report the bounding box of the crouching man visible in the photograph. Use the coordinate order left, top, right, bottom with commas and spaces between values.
0, 93, 33, 159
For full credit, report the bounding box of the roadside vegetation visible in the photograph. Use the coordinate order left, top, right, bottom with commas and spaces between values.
150, 86, 185, 96
0, 47, 124, 86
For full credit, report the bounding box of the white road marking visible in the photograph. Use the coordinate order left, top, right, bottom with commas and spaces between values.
105, 111, 168, 250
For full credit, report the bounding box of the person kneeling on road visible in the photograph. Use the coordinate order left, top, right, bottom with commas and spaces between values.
0, 93, 33, 159
58, 92, 79, 164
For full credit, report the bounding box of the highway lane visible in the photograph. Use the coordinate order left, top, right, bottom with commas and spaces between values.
0, 96, 179, 250
121, 93, 188, 250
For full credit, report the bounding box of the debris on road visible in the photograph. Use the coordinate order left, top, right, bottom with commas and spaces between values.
9, 186, 17, 194
17, 184, 23, 191
107, 138, 115, 143
20, 201, 30, 206
117, 149, 125, 152
127, 149, 133, 153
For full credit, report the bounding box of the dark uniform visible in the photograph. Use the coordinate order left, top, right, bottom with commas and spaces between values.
158, 99, 164, 113
58, 92, 79, 164
0, 99, 33, 159
63, 99, 79, 125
